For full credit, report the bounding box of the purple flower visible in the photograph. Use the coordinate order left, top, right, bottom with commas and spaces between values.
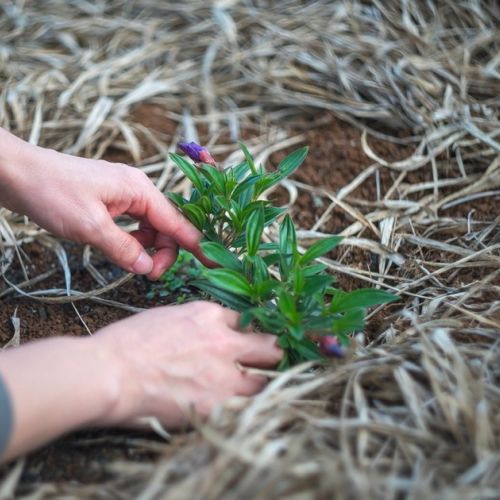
178, 142, 216, 166
319, 336, 345, 358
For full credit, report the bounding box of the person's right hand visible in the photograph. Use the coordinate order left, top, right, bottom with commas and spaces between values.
94, 301, 283, 428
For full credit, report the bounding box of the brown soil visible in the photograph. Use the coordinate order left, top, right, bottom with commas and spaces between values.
1, 104, 497, 485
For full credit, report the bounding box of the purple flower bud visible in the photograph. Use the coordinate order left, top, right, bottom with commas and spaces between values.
319, 336, 345, 358
178, 142, 216, 166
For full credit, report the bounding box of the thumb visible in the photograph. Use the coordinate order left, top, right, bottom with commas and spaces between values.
91, 220, 153, 275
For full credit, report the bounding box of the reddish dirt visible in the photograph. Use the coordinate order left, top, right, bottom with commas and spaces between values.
0, 104, 497, 484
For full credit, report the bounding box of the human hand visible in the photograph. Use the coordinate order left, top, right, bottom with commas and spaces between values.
0, 130, 204, 279
94, 301, 283, 427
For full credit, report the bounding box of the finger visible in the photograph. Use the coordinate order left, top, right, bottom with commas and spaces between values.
131, 223, 179, 280
220, 308, 241, 330
222, 309, 253, 332
90, 216, 153, 275
130, 226, 156, 248
148, 244, 179, 280
234, 371, 268, 396
129, 183, 210, 264
233, 333, 283, 368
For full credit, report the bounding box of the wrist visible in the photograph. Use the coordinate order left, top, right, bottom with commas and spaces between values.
75, 336, 125, 427
0, 335, 125, 461
0, 128, 36, 209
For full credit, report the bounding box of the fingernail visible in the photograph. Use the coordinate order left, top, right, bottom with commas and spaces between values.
132, 252, 153, 274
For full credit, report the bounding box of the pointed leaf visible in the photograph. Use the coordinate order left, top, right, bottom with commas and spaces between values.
255, 147, 308, 194
245, 206, 264, 256
278, 289, 296, 320
300, 236, 343, 264
287, 323, 304, 340
330, 288, 398, 313
264, 206, 286, 226
239, 142, 258, 175
181, 203, 206, 230
205, 269, 253, 297
232, 174, 260, 199
167, 192, 187, 208
279, 215, 297, 255
231, 161, 251, 181
193, 280, 253, 312
302, 263, 328, 276
200, 164, 226, 195
332, 309, 365, 336
302, 275, 335, 296
293, 338, 322, 360
200, 242, 242, 271
170, 153, 205, 192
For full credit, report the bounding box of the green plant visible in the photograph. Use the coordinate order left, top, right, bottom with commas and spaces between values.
167, 142, 398, 369
147, 249, 202, 303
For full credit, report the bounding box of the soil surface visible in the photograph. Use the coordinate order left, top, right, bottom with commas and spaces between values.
1, 104, 498, 484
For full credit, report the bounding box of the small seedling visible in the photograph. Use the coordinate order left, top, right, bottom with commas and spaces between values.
148, 250, 202, 303
166, 142, 398, 368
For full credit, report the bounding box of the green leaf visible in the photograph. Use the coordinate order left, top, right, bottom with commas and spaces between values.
263, 253, 281, 266
245, 206, 264, 256
303, 315, 334, 331
277, 146, 308, 178
302, 275, 335, 296
332, 309, 365, 336
293, 338, 322, 360
198, 195, 212, 213
248, 307, 287, 332
293, 267, 305, 294
287, 323, 304, 340
278, 288, 296, 320
205, 269, 253, 298
240, 309, 256, 329
330, 288, 399, 313
170, 153, 205, 192
200, 242, 242, 271
255, 147, 308, 194
181, 203, 206, 230
166, 192, 186, 208
231, 161, 251, 181
239, 142, 258, 175
200, 164, 226, 195
259, 242, 280, 251
278, 336, 290, 348
247, 255, 269, 283
254, 278, 280, 300
214, 195, 231, 212
193, 280, 254, 312
277, 352, 290, 371
232, 174, 260, 200
263, 206, 286, 226
300, 236, 343, 264
302, 263, 328, 276
279, 215, 297, 255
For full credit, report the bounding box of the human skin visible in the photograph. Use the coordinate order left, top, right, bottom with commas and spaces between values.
0, 128, 282, 462
0, 127, 208, 280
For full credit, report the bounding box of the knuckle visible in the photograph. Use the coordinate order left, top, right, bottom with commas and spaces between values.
114, 234, 138, 263
128, 167, 150, 185
194, 301, 224, 316
78, 212, 107, 243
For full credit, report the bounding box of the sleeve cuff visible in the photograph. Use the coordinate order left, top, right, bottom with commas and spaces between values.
0, 373, 13, 457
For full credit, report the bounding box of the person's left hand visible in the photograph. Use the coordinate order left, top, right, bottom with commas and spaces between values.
0, 134, 205, 279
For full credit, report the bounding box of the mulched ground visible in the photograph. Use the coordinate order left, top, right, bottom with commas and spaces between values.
0, 106, 497, 484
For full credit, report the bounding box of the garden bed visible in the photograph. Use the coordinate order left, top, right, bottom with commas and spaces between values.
1, 1, 499, 497
1, 108, 498, 490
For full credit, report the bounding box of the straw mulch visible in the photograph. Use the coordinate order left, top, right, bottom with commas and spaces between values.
1, 1, 499, 498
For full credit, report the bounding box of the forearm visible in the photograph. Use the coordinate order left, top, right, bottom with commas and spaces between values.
0, 127, 34, 211
0, 336, 121, 462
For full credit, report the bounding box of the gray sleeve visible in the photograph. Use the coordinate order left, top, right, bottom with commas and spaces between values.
0, 374, 13, 456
